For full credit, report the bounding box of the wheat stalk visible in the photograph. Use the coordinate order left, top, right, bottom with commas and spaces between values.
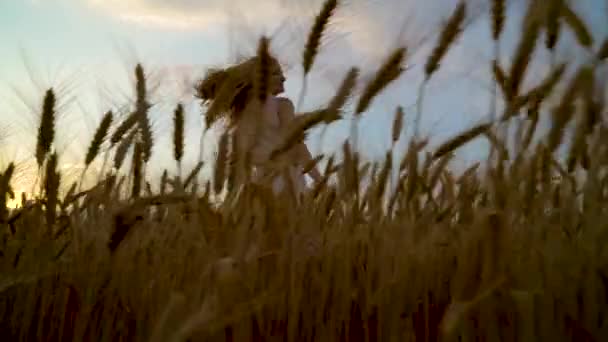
545, 0, 563, 50
484, 129, 509, 161
489, 0, 505, 124
491, 0, 505, 41
425, 1, 467, 79
521, 100, 540, 151
417, 3, 466, 140
255, 36, 271, 103
523, 63, 567, 104
509, 14, 540, 99
77, 110, 114, 191
85, 111, 113, 167
36, 89, 56, 168
429, 153, 453, 192
271, 110, 326, 159
374, 151, 392, 202
501, 62, 567, 121
392, 106, 405, 145
597, 38, 608, 60
297, 0, 339, 110
214, 132, 229, 195
561, 4, 593, 48
567, 69, 596, 171
318, 67, 359, 153
173, 103, 185, 177
492, 60, 510, 99
184, 162, 204, 189
303, 0, 338, 75
404, 142, 421, 203
114, 128, 137, 171
134, 64, 154, 164
356, 48, 406, 115
547, 65, 592, 152
111, 112, 138, 145
326, 67, 358, 122
433, 123, 492, 160
60, 182, 77, 212
131, 141, 143, 199
44, 152, 60, 233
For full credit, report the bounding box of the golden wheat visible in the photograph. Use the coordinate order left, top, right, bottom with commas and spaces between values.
544, 0, 563, 50
184, 161, 204, 189
561, 4, 594, 48
567, 69, 596, 171
433, 123, 491, 160
326, 67, 359, 122
392, 106, 404, 144
501, 62, 567, 121
425, 1, 467, 79
3, 6, 608, 342
134, 64, 154, 163
44, 152, 60, 232
547, 65, 592, 152
111, 111, 138, 145
173, 103, 185, 167
303, 0, 338, 75
131, 141, 143, 198
85, 111, 113, 167
36, 89, 56, 168
491, 0, 505, 41
114, 128, 137, 171
509, 11, 540, 99
356, 47, 406, 115
492, 59, 510, 99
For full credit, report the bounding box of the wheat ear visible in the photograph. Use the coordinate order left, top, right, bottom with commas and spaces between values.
297, 0, 339, 110
173, 103, 185, 177
36, 89, 56, 169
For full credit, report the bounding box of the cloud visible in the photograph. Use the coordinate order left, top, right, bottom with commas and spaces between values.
81, 0, 461, 59
84, 0, 305, 30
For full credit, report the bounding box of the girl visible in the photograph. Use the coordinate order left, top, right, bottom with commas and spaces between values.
195, 54, 322, 198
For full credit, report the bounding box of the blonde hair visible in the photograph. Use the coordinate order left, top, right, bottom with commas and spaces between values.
195, 55, 281, 128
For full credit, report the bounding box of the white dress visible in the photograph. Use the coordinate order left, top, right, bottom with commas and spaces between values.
230, 96, 307, 197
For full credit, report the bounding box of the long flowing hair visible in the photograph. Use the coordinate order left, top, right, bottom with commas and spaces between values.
194, 55, 281, 129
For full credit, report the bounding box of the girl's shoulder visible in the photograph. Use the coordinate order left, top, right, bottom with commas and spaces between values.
274, 96, 294, 111
274, 97, 295, 123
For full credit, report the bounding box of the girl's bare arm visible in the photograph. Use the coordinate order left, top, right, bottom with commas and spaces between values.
276, 98, 323, 182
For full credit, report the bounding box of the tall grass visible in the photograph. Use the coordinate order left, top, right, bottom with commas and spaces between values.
1, 1, 608, 341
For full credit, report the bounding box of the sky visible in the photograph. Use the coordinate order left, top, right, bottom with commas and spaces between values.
0, 0, 607, 192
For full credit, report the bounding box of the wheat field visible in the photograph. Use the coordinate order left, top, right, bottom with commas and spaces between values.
1, 0, 608, 341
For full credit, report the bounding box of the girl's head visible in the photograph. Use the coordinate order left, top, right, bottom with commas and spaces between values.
195, 54, 285, 126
